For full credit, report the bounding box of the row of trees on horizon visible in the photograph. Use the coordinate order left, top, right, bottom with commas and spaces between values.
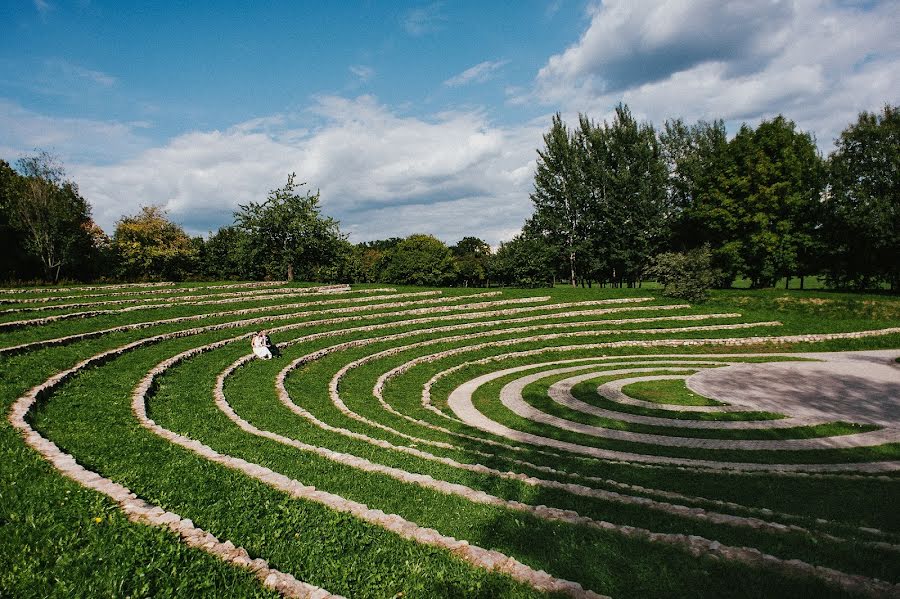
0, 103, 896, 291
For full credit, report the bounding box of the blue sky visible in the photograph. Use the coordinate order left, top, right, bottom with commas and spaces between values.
2, 1, 898, 244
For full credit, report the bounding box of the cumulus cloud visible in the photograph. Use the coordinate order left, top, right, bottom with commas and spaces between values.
532, 0, 900, 149
444, 60, 510, 87
59, 96, 544, 243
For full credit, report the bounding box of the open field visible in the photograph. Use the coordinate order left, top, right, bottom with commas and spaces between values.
2, 282, 899, 598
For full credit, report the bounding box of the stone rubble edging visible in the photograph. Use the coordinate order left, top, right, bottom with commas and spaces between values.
496, 367, 900, 450
0, 289, 518, 332
0, 289, 469, 355
0, 281, 296, 304
0, 281, 178, 294
316, 321, 782, 453
7, 338, 342, 599
362, 318, 742, 452
9, 291, 900, 596
233, 349, 898, 546
140, 334, 899, 598
552, 372, 827, 428
412, 333, 900, 472
0, 285, 354, 314
142, 331, 900, 596
588, 376, 833, 430
131, 345, 607, 599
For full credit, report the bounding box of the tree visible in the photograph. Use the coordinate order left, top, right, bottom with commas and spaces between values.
113, 205, 198, 280
660, 119, 730, 247
11, 152, 95, 282
202, 226, 248, 280
529, 113, 586, 287
491, 233, 555, 287
451, 236, 492, 287
234, 173, 345, 281
581, 105, 668, 286
0, 160, 35, 281
378, 234, 457, 286
823, 105, 899, 290
726, 117, 824, 287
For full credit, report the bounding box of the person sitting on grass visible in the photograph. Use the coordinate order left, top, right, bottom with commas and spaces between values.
262, 330, 280, 357
251, 331, 273, 360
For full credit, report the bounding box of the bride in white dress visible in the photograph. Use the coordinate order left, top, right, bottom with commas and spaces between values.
251, 331, 273, 360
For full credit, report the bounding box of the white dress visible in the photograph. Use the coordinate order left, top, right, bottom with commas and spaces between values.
252, 336, 272, 359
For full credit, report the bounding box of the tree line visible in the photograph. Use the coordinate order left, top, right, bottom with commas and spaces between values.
523, 104, 897, 291
0, 104, 896, 290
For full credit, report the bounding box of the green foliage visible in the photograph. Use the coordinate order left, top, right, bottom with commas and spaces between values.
665, 116, 825, 288
0, 160, 36, 281
648, 246, 717, 303
491, 233, 555, 287
234, 173, 345, 281
8, 152, 97, 283
113, 205, 198, 280
200, 226, 249, 280
378, 234, 457, 286
451, 236, 492, 287
529, 106, 669, 287
529, 112, 586, 286
823, 104, 899, 291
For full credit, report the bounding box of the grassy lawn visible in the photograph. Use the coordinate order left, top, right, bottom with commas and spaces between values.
3, 282, 899, 598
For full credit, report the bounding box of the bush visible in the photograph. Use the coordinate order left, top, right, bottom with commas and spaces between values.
648, 246, 717, 303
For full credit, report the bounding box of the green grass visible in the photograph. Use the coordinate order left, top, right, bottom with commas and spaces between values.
3, 282, 900, 597
621, 378, 725, 406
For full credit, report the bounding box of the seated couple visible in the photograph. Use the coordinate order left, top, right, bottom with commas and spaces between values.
251, 331, 278, 359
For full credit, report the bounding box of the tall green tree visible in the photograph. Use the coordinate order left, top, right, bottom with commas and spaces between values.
660, 119, 730, 247
202, 226, 248, 280
725, 117, 824, 287
0, 160, 35, 281
823, 105, 899, 290
11, 152, 95, 282
529, 113, 586, 287
581, 105, 668, 286
113, 205, 198, 280
234, 173, 345, 281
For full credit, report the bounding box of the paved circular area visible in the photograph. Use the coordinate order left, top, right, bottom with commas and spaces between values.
686, 350, 900, 426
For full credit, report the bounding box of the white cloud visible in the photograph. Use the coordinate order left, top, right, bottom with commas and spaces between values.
443, 60, 510, 87
349, 65, 375, 83
52, 96, 546, 244
46, 59, 116, 88
402, 3, 446, 36
0, 99, 150, 165
531, 0, 900, 149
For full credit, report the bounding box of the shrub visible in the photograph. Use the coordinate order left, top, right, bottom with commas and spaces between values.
648, 246, 717, 303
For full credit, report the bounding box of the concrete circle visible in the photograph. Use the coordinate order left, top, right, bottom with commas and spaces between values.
686, 353, 900, 426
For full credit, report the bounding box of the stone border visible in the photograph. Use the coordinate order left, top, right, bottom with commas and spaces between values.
494, 366, 899, 450
7, 336, 341, 599
9, 289, 900, 597
552, 372, 825, 428
0, 281, 178, 294
0, 281, 296, 304
0, 285, 354, 314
